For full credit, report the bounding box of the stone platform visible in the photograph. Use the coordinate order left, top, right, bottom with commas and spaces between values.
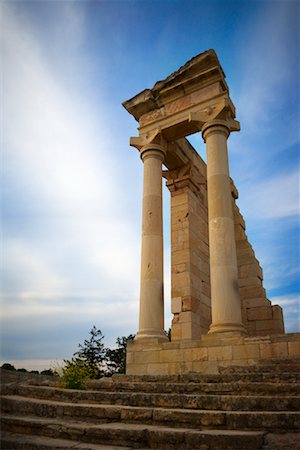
127, 333, 300, 375
1, 361, 300, 449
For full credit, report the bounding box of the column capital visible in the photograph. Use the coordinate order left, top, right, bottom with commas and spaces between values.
202, 119, 232, 142
140, 143, 166, 162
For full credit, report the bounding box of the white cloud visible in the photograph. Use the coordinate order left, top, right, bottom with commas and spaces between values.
1, 3, 142, 348
3, 6, 114, 212
236, 1, 298, 133
271, 295, 299, 309
2, 239, 65, 296
238, 168, 299, 220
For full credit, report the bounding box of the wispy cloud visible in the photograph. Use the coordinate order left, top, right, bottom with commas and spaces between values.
236, 1, 299, 135
238, 168, 299, 220
1, 3, 142, 354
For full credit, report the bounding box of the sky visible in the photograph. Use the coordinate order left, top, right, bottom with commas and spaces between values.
1, 0, 299, 371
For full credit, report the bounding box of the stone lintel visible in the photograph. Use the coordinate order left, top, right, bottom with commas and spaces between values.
123, 49, 237, 142
122, 49, 228, 121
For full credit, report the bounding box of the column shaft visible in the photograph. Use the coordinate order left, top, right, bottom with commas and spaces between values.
203, 122, 246, 335
135, 145, 168, 341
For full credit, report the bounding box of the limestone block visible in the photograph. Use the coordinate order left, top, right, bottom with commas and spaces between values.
199, 294, 210, 307
232, 344, 260, 360
288, 340, 300, 357
171, 323, 182, 341
238, 264, 263, 279
245, 322, 257, 334
235, 224, 247, 241
255, 319, 276, 331
239, 286, 266, 300
234, 211, 246, 228
171, 297, 182, 314
162, 341, 181, 350
172, 263, 187, 274
238, 276, 262, 288
179, 311, 200, 324
171, 192, 189, 207
126, 364, 148, 375
208, 345, 233, 361
181, 321, 201, 340
126, 352, 134, 364
171, 241, 184, 252
172, 285, 191, 297
242, 298, 271, 308
127, 342, 143, 352
200, 303, 212, 321
189, 258, 201, 279
192, 346, 208, 361
182, 295, 199, 312
247, 306, 273, 321
168, 361, 193, 374
159, 349, 183, 363
272, 305, 283, 320
236, 240, 253, 250
272, 319, 285, 333
133, 350, 160, 364
236, 251, 256, 265
260, 342, 288, 359
147, 363, 169, 375
201, 280, 211, 297
172, 249, 190, 265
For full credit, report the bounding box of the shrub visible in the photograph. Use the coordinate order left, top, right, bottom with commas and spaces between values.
1, 363, 16, 371
56, 359, 94, 390
41, 368, 55, 376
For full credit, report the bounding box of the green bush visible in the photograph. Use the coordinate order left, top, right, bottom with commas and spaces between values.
57, 359, 94, 390
1, 363, 16, 371
41, 368, 55, 376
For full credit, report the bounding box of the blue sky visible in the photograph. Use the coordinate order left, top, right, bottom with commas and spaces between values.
1, 0, 299, 370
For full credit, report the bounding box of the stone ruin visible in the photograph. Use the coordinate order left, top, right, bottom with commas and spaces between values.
123, 49, 299, 375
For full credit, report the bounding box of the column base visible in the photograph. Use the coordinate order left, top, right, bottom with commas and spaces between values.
208, 322, 248, 336
134, 330, 169, 343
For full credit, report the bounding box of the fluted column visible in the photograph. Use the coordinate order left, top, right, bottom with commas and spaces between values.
135, 144, 168, 342
202, 120, 247, 335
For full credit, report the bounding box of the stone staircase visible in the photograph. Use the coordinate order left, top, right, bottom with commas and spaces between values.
1, 360, 300, 449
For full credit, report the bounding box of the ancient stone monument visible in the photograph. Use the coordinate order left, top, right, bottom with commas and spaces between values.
1, 49, 300, 450
123, 49, 299, 375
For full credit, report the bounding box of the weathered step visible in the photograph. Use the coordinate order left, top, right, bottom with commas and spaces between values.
220, 363, 300, 374
0, 415, 265, 449
87, 379, 300, 395
3, 385, 300, 411
2, 396, 300, 430
1, 432, 133, 450
109, 371, 300, 383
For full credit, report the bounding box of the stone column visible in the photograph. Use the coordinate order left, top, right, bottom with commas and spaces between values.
135, 144, 168, 342
202, 120, 246, 335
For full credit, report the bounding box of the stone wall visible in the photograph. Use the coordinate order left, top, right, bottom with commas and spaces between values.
127, 333, 300, 376
234, 203, 285, 336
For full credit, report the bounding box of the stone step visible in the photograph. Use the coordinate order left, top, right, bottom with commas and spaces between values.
87, 379, 300, 395
0, 415, 265, 449
220, 363, 300, 374
4, 378, 300, 403
1, 432, 133, 450
2, 396, 300, 430
3, 385, 300, 411
108, 371, 300, 384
